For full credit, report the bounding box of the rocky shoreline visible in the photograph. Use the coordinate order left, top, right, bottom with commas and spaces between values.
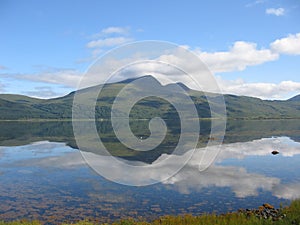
237, 203, 286, 221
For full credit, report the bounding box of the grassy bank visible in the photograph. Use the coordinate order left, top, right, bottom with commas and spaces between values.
1, 200, 300, 225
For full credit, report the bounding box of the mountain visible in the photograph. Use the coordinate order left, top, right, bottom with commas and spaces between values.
0, 76, 300, 120
288, 94, 300, 102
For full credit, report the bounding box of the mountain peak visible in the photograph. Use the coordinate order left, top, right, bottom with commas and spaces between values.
117, 75, 157, 84
176, 82, 190, 91
118, 76, 191, 92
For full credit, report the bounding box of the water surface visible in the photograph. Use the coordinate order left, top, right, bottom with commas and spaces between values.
0, 120, 300, 224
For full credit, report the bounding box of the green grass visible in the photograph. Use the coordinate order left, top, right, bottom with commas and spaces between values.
1, 200, 300, 225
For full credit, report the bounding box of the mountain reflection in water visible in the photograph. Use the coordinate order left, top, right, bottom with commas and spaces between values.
0, 120, 300, 223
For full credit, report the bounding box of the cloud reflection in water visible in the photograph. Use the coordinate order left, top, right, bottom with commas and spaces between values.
2, 137, 300, 199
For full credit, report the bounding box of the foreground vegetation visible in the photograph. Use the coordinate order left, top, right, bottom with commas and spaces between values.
1, 200, 300, 225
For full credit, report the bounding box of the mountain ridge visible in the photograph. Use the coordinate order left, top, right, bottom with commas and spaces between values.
0, 76, 300, 120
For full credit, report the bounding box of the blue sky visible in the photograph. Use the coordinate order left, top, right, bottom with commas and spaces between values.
0, 0, 300, 99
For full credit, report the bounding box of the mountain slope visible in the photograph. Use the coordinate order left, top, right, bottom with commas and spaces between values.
0, 76, 300, 120
288, 94, 300, 102
224, 95, 300, 119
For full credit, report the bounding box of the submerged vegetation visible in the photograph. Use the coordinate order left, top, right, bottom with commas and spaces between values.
1, 200, 300, 225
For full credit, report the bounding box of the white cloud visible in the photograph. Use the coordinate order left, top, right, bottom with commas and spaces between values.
271, 33, 300, 55
245, 0, 265, 8
17, 69, 82, 88
216, 137, 300, 160
82, 42, 293, 99
9, 69, 299, 100
164, 136, 300, 198
1, 141, 85, 168
273, 183, 300, 200
166, 162, 300, 199
266, 7, 285, 16
197, 41, 279, 73
164, 165, 280, 197
80, 40, 297, 99
22, 152, 86, 168
5, 141, 279, 198
82, 42, 278, 94
86, 37, 133, 48
3, 137, 300, 199
7, 32, 300, 100
81, 26, 133, 61
90, 26, 130, 39
217, 78, 300, 99
86, 26, 132, 49
101, 26, 129, 35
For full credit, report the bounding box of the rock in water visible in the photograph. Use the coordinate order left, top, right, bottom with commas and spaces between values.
272, 150, 279, 155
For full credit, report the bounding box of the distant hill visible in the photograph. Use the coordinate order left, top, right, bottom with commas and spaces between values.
0, 76, 300, 120
288, 94, 300, 102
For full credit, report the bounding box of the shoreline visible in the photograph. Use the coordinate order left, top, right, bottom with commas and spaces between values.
0, 117, 300, 122
1, 200, 300, 225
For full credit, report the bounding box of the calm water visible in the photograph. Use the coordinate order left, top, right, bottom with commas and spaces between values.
0, 120, 300, 224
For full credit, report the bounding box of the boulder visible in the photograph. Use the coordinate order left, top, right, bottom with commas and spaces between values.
272, 150, 279, 155
263, 203, 275, 209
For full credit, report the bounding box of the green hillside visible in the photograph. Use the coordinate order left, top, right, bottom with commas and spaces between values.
224, 94, 300, 119
0, 76, 299, 120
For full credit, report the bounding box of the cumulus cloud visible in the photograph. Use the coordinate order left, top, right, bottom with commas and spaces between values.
164, 165, 280, 197
116, 42, 277, 83
271, 33, 300, 55
97, 36, 297, 99
81, 39, 296, 99
273, 183, 300, 200
266, 7, 285, 16
6, 32, 300, 99
215, 136, 300, 160
44, 39, 300, 99
165, 163, 300, 199
0, 65, 7, 70
216, 78, 300, 99
197, 41, 279, 73
4, 59, 299, 100
163, 136, 300, 198
194, 33, 300, 74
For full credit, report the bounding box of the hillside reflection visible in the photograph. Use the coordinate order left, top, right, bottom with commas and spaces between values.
1, 120, 300, 223
0, 119, 300, 163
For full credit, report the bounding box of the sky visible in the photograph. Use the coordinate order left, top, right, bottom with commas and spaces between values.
0, 0, 300, 99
